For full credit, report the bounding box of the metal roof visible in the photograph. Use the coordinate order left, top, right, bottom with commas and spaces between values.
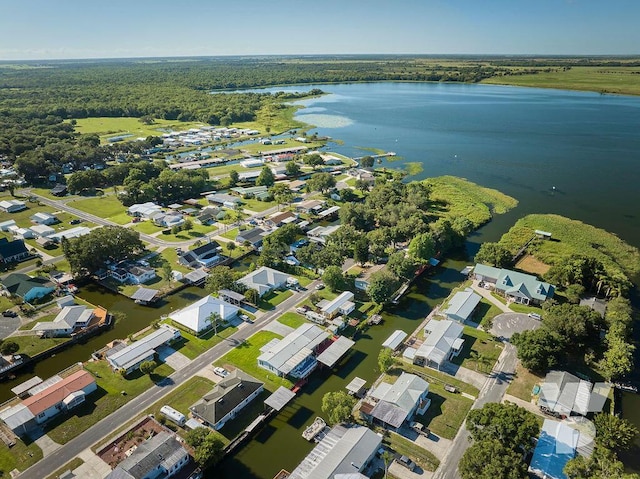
317, 336, 355, 368
346, 377, 367, 394
444, 288, 481, 322
382, 330, 407, 350
107, 325, 179, 371
11, 376, 43, 396
130, 288, 158, 302
258, 324, 328, 374
264, 386, 297, 411
415, 319, 465, 366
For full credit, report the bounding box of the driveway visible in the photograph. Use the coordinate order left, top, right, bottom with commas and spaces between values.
490, 313, 540, 340
156, 346, 191, 371
0, 315, 21, 339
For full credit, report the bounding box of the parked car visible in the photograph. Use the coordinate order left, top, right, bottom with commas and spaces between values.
240, 314, 252, 323
69, 219, 82, 225
528, 312, 542, 320
213, 367, 228, 378
2, 310, 18, 318
396, 455, 416, 471
410, 421, 430, 437
315, 283, 325, 290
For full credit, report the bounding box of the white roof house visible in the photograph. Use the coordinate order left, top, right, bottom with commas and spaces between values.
320, 291, 356, 318
237, 266, 293, 297
0, 219, 17, 231
258, 323, 329, 379
415, 319, 465, 368
12, 227, 35, 239
367, 372, 430, 429
444, 288, 481, 322
0, 200, 27, 213
29, 224, 55, 238
307, 224, 341, 244
49, 226, 91, 242
31, 305, 94, 337
169, 295, 239, 334
127, 202, 163, 218
30, 212, 57, 225
106, 324, 181, 374
289, 424, 381, 479
538, 370, 608, 417
382, 330, 408, 351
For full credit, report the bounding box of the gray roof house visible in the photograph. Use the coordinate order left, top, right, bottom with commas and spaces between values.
236, 227, 267, 248
413, 319, 465, 369
237, 266, 292, 297
190, 369, 264, 430
364, 372, 430, 430
538, 370, 609, 417
258, 323, 329, 379
473, 264, 555, 305
105, 431, 190, 479
289, 424, 382, 479
31, 305, 94, 338
443, 287, 481, 322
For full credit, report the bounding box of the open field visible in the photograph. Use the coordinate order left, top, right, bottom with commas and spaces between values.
382, 431, 440, 472
277, 312, 308, 328
474, 299, 503, 329
515, 254, 551, 276
483, 66, 640, 96
68, 195, 130, 224
168, 322, 239, 360
71, 117, 205, 143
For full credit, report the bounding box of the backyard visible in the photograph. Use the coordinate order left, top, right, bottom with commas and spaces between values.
451, 326, 504, 372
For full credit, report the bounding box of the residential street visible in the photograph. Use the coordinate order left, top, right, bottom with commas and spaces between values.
432, 343, 518, 479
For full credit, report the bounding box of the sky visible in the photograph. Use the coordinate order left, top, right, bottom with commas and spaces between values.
1, 0, 639, 60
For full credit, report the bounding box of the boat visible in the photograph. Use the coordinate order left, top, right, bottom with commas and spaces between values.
302, 417, 326, 441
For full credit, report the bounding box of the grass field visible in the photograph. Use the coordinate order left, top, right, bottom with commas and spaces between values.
68, 195, 130, 224
0, 439, 43, 479
483, 66, 640, 96
71, 117, 205, 143
515, 254, 551, 276
242, 197, 278, 212
215, 331, 293, 391
10, 335, 70, 358
45, 458, 84, 479
506, 363, 543, 402
45, 361, 174, 444
451, 326, 504, 372
474, 299, 503, 330
277, 312, 308, 328
424, 176, 518, 229
168, 322, 239, 360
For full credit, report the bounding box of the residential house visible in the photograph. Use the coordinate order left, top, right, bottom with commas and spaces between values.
0, 238, 30, 264
206, 193, 242, 207
49, 226, 91, 242
529, 419, 580, 479
105, 431, 190, 479
307, 224, 341, 244
0, 219, 16, 231
236, 227, 267, 248
257, 323, 330, 379
31, 305, 96, 338
317, 205, 340, 220
239, 171, 261, 182
473, 264, 555, 305
1, 273, 55, 302
178, 241, 223, 268
347, 168, 375, 185
443, 288, 482, 322
127, 202, 162, 219
289, 424, 381, 479
169, 295, 239, 335
354, 264, 385, 291
265, 211, 297, 228
190, 369, 264, 430
237, 266, 292, 297
50, 184, 67, 197
287, 179, 306, 192
110, 265, 157, 285
30, 212, 57, 225
0, 199, 27, 213
363, 372, 430, 430
10, 227, 34, 240
0, 369, 97, 436
538, 370, 609, 418
152, 212, 184, 228
412, 319, 464, 369
197, 206, 223, 225
295, 199, 325, 214
231, 185, 269, 198
105, 324, 181, 375
320, 291, 356, 319
30, 224, 55, 238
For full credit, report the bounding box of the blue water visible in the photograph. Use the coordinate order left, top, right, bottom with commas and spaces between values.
250, 82, 640, 250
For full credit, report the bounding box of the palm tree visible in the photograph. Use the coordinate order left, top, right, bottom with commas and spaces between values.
382, 451, 394, 479
208, 312, 222, 335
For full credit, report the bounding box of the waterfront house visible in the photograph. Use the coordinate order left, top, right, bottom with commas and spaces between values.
236, 227, 267, 248
110, 264, 157, 285
1, 273, 55, 302
257, 323, 330, 379
320, 291, 356, 319
537, 370, 608, 417
169, 295, 239, 335
529, 419, 580, 479
363, 372, 430, 431
473, 264, 555, 305
382, 330, 408, 351
0, 238, 30, 264
30, 212, 57, 225
0, 199, 27, 213
443, 287, 482, 323
354, 264, 385, 291
106, 324, 181, 375
190, 369, 264, 430
288, 424, 381, 479
237, 266, 292, 297
106, 431, 190, 479
31, 305, 96, 338
0, 369, 97, 436
178, 241, 223, 268
413, 319, 464, 369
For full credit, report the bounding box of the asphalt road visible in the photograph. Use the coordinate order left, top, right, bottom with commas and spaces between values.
490, 312, 541, 340
432, 343, 518, 479
17, 278, 325, 479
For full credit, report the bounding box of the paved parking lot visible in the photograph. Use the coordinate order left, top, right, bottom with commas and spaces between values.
490, 312, 540, 339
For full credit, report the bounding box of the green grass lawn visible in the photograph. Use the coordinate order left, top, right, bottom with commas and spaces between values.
0, 439, 43, 479
158, 248, 191, 274
45, 458, 84, 479
0, 296, 16, 311
416, 381, 474, 440
451, 326, 504, 372
382, 431, 440, 472
506, 363, 544, 402
474, 299, 502, 330
402, 364, 479, 397
219, 227, 239, 240
242, 197, 278, 212
277, 312, 307, 328
68, 195, 129, 223
258, 289, 293, 310
168, 322, 239, 360
71, 117, 205, 144
45, 361, 174, 444
215, 331, 292, 391
155, 223, 214, 242
131, 221, 164, 234
207, 163, 263, 178
10, 335, 70, 358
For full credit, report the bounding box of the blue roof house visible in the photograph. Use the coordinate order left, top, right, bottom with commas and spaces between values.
529, 419, 580, 479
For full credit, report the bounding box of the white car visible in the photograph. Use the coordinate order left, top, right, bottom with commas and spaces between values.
528, 312, 542, 320
240, 314, 252, 323
213, 367, 228, 378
